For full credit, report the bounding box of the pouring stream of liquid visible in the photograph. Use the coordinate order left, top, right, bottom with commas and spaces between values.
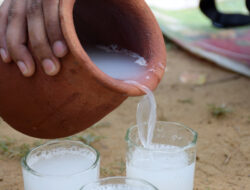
124, 81, 157, 148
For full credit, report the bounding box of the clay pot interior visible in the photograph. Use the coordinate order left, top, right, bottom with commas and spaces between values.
73, 0, 150, 74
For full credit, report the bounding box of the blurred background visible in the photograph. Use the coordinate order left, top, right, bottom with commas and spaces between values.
0, 0, 249, 189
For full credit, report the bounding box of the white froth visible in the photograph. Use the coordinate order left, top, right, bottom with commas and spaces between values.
27, 147, 96, 175
129, 145, 189, 169
97, 45, 147, 66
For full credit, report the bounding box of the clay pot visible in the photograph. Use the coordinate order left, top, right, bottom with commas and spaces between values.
0, 0, 166, 139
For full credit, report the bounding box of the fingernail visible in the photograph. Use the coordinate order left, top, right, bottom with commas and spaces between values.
42, 59, 57, 76
17, 61, 29, 76
53, 41, 68, 58
0, 48, 8, 62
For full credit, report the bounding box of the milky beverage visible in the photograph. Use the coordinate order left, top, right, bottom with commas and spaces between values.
85, 45, 156, 148
86, 45, 195, 190
125, 84, 196, 190
85, 45, 148, 80
127, 153, 195, 190
124, 82, 195, 190
126, 145, 195, 190
22, 148, 99, 190
85, 45, 156, 147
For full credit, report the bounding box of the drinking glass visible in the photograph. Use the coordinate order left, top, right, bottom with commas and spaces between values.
126, 121, 198, 190
80, 176, 158, 190
22, 140, 100, 190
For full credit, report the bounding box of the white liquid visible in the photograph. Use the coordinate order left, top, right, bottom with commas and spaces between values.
83, 184, 152, 190
22, 148, 99, 190
85, 45, 147, 80
123, 82, 196, 190
124, 81, 156, 148
126, 145, 196, 190
87, 45, 155, 148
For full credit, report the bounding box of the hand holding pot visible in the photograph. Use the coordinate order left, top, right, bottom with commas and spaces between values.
0, 0, 166, 138
0, 0, 68, 77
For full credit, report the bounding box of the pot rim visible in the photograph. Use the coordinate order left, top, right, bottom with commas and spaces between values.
60, 0, 166, 96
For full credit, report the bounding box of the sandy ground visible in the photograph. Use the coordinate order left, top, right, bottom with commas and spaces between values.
0, 45, 249, 190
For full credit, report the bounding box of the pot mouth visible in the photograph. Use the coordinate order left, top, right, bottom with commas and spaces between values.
60, 0, 166, 96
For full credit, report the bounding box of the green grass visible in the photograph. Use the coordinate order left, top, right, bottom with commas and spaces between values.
76, 133, 106, 145
0, 138, 43, 159
64, 132, 106, 145
209, 104, 232, 118
178, 98, 194, 104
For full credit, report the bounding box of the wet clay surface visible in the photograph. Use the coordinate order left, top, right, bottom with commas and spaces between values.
0, 46, 249, 190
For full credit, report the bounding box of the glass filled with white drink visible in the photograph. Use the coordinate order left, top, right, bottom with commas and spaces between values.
80, 176, 158, 190
126, 121, 198, 190
21, 140, 100, 190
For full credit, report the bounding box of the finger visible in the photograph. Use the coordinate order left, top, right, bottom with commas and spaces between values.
0, 0, 12, 63
43, 0, 68, 58
6, 0, 35, 77
27, 0, 60, 76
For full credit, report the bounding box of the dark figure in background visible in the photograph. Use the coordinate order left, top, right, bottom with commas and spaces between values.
200, 0, 250, 28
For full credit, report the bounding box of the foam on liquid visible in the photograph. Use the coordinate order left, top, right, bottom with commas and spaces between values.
23, 147, 99, 190
85, 45, 147, 80
28, 148, 96, 175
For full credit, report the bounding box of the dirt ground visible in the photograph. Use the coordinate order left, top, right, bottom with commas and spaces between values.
0, 45, 249, 190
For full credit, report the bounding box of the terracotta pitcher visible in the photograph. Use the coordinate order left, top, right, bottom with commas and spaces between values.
0, 0, 166, 139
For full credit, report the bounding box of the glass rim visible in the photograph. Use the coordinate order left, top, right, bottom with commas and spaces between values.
21, 140, 100, 177
80, 176, 158, 190
125, 121, 198, 152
